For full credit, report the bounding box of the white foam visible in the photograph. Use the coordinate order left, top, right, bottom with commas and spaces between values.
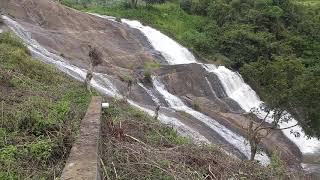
119, 15, 320, 154
152, 77, 270, 165
203, 64, 320, 154
121, 19, 197, 65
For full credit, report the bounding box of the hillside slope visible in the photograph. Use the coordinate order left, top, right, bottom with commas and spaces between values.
0, 31, 91, 179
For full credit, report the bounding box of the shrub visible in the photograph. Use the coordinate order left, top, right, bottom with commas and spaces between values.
0, 145, 18, 165
27, 140, 55, 162
192, 99, 201, 111
143, 70, 152, 84
180, 0, 192, 13
269, 151, 285, 177
119, 74, 134, 83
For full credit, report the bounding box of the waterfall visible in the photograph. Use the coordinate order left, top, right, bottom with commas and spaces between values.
137, 82, 160, 105
204, 65, 262, 112
120, 17, 320, 155
204, 64, 320, 154
3, 15, 209, 145
91, 14, 270, 163
152, 76, 270, 165
2, 16, 122, 97
121, 19, 197, 65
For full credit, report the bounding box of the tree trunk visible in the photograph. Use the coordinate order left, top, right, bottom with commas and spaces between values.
85, 63, 93, 93
130, 0, 136, 8
250, 143, 257, 161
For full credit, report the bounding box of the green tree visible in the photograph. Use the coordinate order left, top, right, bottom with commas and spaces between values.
241, 59, 320, 138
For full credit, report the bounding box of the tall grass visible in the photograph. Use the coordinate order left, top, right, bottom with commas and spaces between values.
0, 32, 91, 179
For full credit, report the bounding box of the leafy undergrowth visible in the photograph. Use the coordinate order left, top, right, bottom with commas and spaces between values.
0, 32, 91, 179
100, 100, 303, 180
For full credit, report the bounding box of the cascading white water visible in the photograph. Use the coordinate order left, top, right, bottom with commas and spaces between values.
204, 65, 262, 112
204, 64, 320, 154
152, 76, 270, 165
5, 12, 268, 161
3, 15, 209, 145
88, 13, 118, 23
137, 82, 160, 105
121, 19, 197, 65
3, 15, 120, 97
121, 17, 320, 155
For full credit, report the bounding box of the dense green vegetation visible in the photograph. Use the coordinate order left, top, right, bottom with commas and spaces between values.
0, 32, 91, 178
61, 0, 320, 138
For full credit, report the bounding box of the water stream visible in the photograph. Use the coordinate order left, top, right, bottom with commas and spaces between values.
203, 64, 320, 154
152, 76, 270, 164
6, 11, 320, 169
121, 18, 320, 156
2, 14, 209, 146
121, 19, 196, 65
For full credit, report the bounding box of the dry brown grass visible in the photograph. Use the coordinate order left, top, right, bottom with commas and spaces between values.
98, 100, 292, 180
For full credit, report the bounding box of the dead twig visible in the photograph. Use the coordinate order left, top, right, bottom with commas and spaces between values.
124, 134, 148, 147
100, 157, 110, 180
111, 161, 118, 179
208, 164, 218, 180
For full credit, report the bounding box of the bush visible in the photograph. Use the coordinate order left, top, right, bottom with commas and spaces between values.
27, 140, 55, 162
180, 0, 192, 13
191, 0, 210, 16
143, 70, 152, 84
192, 99, 201, 111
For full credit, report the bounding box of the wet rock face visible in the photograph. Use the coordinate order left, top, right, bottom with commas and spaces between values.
2, 0, 156, 78
157, 63, 243, 113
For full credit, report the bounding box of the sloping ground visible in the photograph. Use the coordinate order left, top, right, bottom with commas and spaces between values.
0, 32, 91, 178
100, 100, 304, 179
3, 0, 155, 77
